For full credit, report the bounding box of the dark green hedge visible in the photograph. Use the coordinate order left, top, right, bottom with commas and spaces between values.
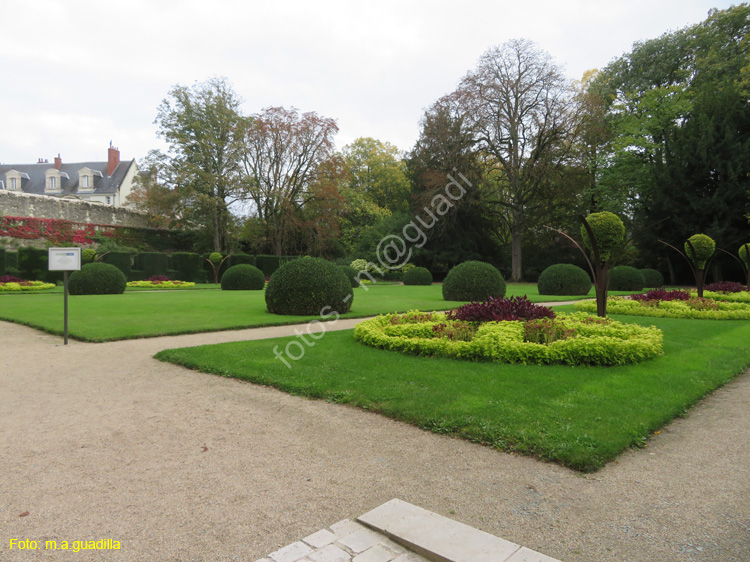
5, 250, 18, 270
256, 255, 281, 277
339, 265, 360, 288
229, 253, 256, 267
640, 268, 665, 288
136, 252, 168, 278
0, 249, 5, 276
69, 263, 127, 295
442, 261, 506, 301
537, 264, 592, 295
266, 257, 353, 315
170, 252, 201, 282
102, 251, 133, 277
403, 267, 433, 286
221, 264, 265, 290
609, 265, 646, 291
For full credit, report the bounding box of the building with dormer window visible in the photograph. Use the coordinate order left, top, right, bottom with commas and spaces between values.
0, 144, 137, 207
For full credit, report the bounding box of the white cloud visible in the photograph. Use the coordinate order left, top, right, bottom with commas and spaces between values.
0, 0, 736, 164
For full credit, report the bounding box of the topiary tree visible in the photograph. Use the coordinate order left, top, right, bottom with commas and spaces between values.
220, 264, 265, 290
403, 267, 433, 286
609, 266, 645, 291
740, 243, 750, 289
442, 261, 505, 301
81, 249, 97, 264
266, 257, 353, 315
661, 234, 715, 297
537, 264, 591, 295
640, 268, 664, 288
68, 262, 127, 295
339, 265, 361, 288
206, 252, 230, 284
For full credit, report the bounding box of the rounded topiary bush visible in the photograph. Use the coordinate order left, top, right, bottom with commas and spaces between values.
685, 234, 715, 270
537, 264, 591, 295
609, 265, 645, 291
339, 265, 360, 288
82, 248, 97, 264
403, 267, 433, 286
68, 262, 127, 295
220, 264, 265, 290
442, 261, 505, 301
581, 211, 625, 262
640, 268, 664, 288
266, 257, 353, 315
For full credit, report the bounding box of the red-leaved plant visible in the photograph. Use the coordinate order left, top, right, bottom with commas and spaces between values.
0, 275, 26, 284
447, 296, 555, 323
630, 289, 690, 302
704, 281, 746, 293
146, 275, 170, 283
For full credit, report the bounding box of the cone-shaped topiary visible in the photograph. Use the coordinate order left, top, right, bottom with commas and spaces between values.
220, 264, 265, 290
609, 265, 645, 291
69, 262, 127, 295
442, 261, 505, 301
339, 265, 361, 288
684, 234, 715, 270
537, 264, 591, 295
266, 257, 353, 315
640, 268, 664, 288
581, 212, 625, 263
403, 267, 433, 286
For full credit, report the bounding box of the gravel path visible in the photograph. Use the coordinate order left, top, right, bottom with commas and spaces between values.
1, 318, 748, 562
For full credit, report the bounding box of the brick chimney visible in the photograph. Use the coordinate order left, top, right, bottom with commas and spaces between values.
107, 142, 120, 176
54, 154, 62, 169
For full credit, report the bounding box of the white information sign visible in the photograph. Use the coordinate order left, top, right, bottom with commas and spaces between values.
48, 247, 82, 271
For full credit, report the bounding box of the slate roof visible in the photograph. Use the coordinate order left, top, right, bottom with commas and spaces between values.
0, 159, 136, 197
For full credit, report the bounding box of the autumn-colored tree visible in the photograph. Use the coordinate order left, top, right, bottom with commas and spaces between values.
241, 106, 339, 256
125, 159, 181, 228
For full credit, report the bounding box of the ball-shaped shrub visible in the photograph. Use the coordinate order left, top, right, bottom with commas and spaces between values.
82, 248, 97, 264
339, 265, 360, 288
68, 262, 127, 295
738, 243, 750, 267
442, 261, 505, 301
266, 257, 353, 315
220, 264, 265, 290
537, 264, 591, 295
684, 234, 715, 270
403, 267, 433, 286
581, 212, 625, 262
208, 252, 223, 265
609, 265, 645, 291
640, 268, 664, 288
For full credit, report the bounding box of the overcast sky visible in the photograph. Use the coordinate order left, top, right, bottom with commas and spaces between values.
0, 0, 738, 165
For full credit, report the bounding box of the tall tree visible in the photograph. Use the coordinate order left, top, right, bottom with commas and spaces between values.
592, 5, 750, 278
456, 39, 582, 281
241, 106, 339, 255
341, 137, 410, 212
152, 77, 247, 251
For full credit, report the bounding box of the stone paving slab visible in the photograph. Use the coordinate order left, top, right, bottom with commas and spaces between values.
357, 499, 562, 562
255, 499, 562, 562
255, 515, 423, 562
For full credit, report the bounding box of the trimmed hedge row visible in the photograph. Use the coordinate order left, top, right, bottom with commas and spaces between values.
353, 311, 663, 366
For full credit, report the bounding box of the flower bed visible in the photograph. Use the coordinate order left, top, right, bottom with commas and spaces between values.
575, 295, 750, 319
126, 280, 196, 289
0, 280, 56, 292
354, 310, 662, 366
701, 290, 750, 303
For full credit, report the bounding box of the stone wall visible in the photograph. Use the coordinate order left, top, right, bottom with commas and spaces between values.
0, 190, 149, 228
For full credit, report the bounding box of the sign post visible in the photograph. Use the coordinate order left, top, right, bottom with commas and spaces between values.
48, 248, 82, 345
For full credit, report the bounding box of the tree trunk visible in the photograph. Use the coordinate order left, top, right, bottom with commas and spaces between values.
595, 263, 608, 317
510, 210, 523, 282
696, 268, 705, 298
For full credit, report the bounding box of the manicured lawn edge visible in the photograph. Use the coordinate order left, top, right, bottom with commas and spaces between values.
154, 312, 750, 472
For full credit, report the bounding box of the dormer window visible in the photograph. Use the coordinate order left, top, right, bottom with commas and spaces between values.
45, 168, 65, 192
4, 170, 27, 191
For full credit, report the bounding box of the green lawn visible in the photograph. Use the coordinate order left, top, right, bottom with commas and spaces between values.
155, 311, 750, 471
0, 283, 627, 342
